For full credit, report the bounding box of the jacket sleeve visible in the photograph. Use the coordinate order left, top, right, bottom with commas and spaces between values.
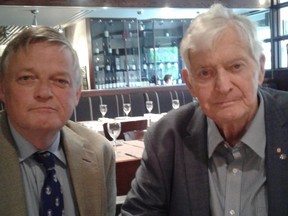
120, 109, 189, 216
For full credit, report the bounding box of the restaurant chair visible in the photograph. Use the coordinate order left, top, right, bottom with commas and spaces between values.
119, 94, 132, 116
156, 90, 174, 113
73, 96, 93, 121
129, 92, 146, 117
123, 129, 146, 141
144, 92, 161, 114
103, 119, 148, 141
100, 95, 121, 118
90, 95, 102, 120
181, 88, 194, 104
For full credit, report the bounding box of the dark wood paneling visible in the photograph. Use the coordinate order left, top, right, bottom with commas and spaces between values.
0, 0, 269, 8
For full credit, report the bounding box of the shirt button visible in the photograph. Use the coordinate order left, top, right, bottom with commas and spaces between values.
229, 210, 236, 215
232, 168, 238, 174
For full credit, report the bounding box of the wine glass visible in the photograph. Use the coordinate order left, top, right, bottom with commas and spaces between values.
172, 99, 180, 109
107, 120, 121, 152
145, 101, 153, 113
123, 103, 131, 117
99, 104, 107, 118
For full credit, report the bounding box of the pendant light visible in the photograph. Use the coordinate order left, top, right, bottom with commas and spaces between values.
31, 9, 39, 27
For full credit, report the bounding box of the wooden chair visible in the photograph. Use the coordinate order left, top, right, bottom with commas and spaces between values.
103, 119, 148, 141
123, 129, 146, 141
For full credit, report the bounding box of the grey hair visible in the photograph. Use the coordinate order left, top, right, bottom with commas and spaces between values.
180, 3, 263, 73
0, 26, 81, 87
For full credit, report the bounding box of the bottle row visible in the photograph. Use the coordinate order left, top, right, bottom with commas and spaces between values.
89, 18, 191, 89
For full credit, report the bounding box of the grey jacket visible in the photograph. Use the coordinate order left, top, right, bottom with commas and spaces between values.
122, 87, 288, 216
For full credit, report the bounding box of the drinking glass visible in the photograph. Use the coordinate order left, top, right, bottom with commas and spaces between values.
145, 101, 153, 113
172, 99, 180, 109
99, 104, 107, 118
123, 103, 131, 116
107, 120, 121, 151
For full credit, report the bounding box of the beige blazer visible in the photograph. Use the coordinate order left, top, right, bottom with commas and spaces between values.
0, 111, 116, 216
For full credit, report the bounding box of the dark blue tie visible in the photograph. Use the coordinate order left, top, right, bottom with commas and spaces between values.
34, 151, 64, 216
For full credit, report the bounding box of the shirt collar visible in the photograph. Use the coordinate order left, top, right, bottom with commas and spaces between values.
208, 91, 266, 159
8, 119, 66, 165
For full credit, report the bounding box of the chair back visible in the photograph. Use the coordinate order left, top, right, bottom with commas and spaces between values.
123, 129, 146, 141
103, 119, 148, 141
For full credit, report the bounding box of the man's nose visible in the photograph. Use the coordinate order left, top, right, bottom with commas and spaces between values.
214, 69, 233, 93
34, 81, 53, 99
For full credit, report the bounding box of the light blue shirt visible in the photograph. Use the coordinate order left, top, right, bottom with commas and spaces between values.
9, 121, 79, 216
207, 92, 267, 216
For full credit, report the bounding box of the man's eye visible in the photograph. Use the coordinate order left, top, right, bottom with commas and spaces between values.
19, 76, 33, 81
199, 70, 210, 77
231, 63, 244, 72
54, 79, 70, 87
58, 79, 69, 84
196, 70, 213, 79
192, 69, 213, 82
17, 76, 35, 83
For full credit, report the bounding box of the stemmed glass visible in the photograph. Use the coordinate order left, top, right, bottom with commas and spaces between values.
172, 99, 180, 109
107, 120, 121, 152
123, 103, 131, 117
145, 101, 153, 113
99, 104, 107, 118
145, 100, 153, 127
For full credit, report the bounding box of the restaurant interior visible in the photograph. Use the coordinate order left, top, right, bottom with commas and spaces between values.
0, 0, 288, 215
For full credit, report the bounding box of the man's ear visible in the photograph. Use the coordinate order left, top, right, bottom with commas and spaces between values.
258, 54, 266, 85
74, 85, 82, 106
182, 68, 195, 95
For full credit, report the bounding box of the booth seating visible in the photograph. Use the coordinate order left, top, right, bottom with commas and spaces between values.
71, 85, 194, 122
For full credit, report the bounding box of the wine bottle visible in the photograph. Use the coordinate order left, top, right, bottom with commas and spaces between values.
95, 42, 100, 54
131, 58, 136, 71
105, 58, 111, 72
115, 49, 121, 71
143, 57, 147, 70
104, 30, 109, 38
107, 44, 112, 54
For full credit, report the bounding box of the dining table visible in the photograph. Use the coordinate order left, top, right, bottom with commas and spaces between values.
77, 116, 147, 134
77, 113, 165, 134
115, 139, 144, 196
77, 114, 165, 196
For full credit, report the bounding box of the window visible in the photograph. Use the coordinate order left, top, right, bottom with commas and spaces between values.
280, 7, 288, 36
280, 40, 288, 68
149, 47, 179, 80
248, 10, 271, 69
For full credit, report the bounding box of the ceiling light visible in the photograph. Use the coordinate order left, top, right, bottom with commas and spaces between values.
137, 10, 143, 15
31, 9, 39, 27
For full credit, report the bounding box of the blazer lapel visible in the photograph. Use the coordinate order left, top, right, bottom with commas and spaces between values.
183, 108, 210, 216
61, 126, 104, 216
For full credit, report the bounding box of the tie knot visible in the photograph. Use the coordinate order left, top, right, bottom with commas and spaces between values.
34, 151, 56, 170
